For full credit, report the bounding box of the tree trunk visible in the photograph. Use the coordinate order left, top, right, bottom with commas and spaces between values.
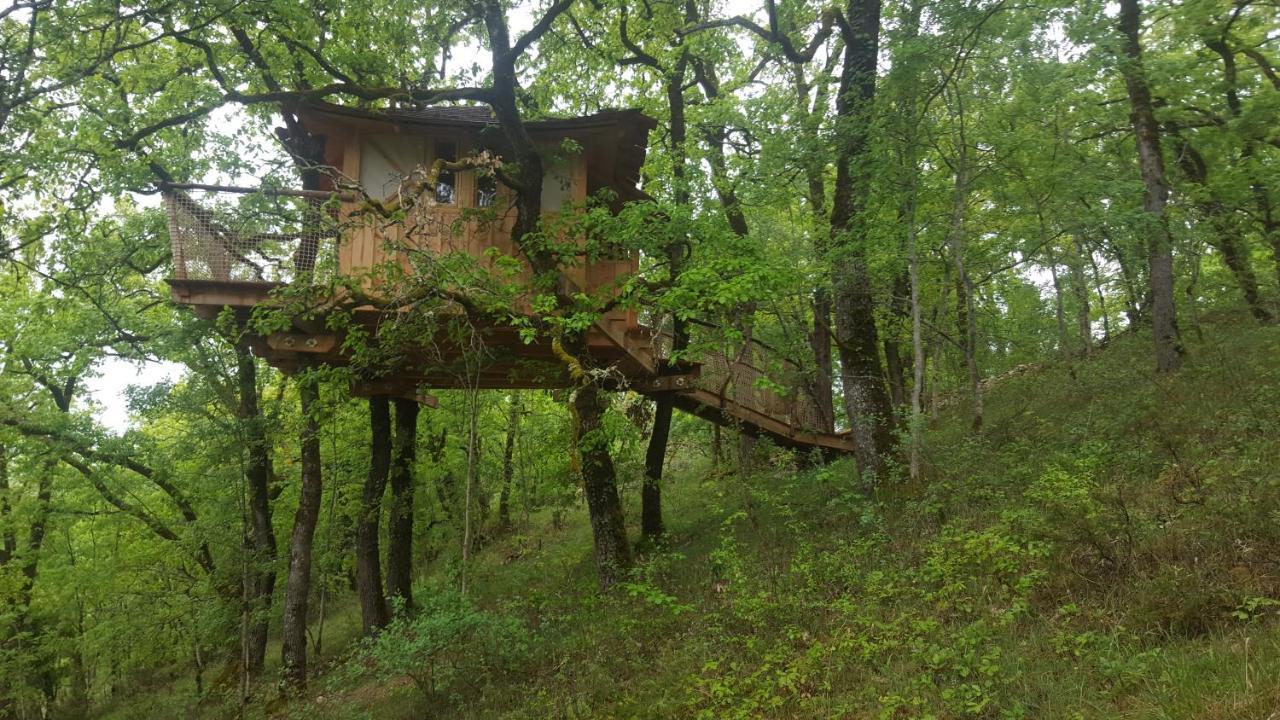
1265, 211, 1280, 295
640, 64, 691, 546
907, 195, 925, 480
281, 376, 323, 690
573, 383, 632, 588
235, 347, 276, 674
1069, 239, 1094, 356
830, 0, 893, 474
424, 428, 453, 518
1169, 136, 1271, 323
641, 396, 672, 543
946, 147, 982, 432
498, 395, 519, 531
1111, 241, 1145, 330
1086, 244, 1113, 340
355, 396, 391, 635
891, 0, 926, 478
1118, 0, 1184, 372
883, 337, 907, 410
792, 63, 837, 434
808, 289, 836, 433
1203, 34, 1274, 322
481, 0, 632, 588
1211, 213, 1270, 322
385, 398, 419, 610
1050, 260, 1069, 357
0, 443, 14, 569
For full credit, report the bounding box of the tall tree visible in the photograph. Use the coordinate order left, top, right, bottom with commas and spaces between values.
385, 398, 419, 609
355, 396, 392, 634
829, 0, 894, 472
1117, 0, 1184, 372
280, 373, 324, 689
234, 345, 278, 674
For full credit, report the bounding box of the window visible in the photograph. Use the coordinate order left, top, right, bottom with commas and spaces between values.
538, 139, 578, 211
540, 161, 573, 211
360, 134, 425, 199
475, 173, 497, 207
434, 140, 457, 204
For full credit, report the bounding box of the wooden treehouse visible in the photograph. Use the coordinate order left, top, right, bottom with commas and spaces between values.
163, 103, 853, 453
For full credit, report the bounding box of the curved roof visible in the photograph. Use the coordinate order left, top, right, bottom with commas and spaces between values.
301, 101, 655, 132
299, 101, 654, 204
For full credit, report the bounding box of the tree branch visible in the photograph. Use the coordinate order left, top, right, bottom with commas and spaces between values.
510, 0, 576, 59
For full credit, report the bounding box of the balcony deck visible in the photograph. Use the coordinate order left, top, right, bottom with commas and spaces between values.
163, 184, 854, 453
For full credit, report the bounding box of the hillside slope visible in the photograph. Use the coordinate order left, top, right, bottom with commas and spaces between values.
114, 317, 1280, 719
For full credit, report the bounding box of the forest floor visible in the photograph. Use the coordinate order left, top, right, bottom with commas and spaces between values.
105, 314, 1280, 719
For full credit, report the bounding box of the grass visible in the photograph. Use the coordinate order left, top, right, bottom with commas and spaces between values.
99, 313, 1280, 719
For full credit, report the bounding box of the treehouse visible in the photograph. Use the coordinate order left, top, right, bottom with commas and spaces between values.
163, 103, 854, 453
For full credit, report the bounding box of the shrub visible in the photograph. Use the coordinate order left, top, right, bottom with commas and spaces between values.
336, 589, 529, 705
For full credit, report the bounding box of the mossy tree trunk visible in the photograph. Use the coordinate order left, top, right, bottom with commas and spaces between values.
355, 396, 391, 634
234, 346, 277, 674
385, 398, 419, 610
573, 383, 632, 588
280, 374, 323, 690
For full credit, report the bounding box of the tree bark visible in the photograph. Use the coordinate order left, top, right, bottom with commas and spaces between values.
641, 60, 692, 546
830, 0, 893, 473
234, 347, 276, 674
1085, 243, 1113, 340
498, 395, 519, 531
0, 443, 14, 569
1050, 259, 1069, 357
280, 375, 323, 690
1263, 202, 1280, 294
792, 64, 838, 434
907, 198, 925, 480
385, 398, 419, 610
1069, 239, 1094, 356
884, 265, 912, 412
641, 397, 672, 543
1118, 0, 1184, 372
946, 131, 982, 432
1168, 134, 1271, 322
1203, 34, 1274, 322
479, 0, 632, 588
573, 383, 632, 588
355, 396, 391, 635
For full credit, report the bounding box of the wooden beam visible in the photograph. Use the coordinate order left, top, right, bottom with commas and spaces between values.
267, 332, 338, 353
349, 378, 438, 407
635, 368, 701, 393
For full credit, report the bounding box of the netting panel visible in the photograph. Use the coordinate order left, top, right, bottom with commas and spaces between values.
165, 189, 342, 283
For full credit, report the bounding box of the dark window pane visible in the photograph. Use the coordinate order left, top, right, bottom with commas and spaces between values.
476, 173, 497, 207
435, 141, 457, 204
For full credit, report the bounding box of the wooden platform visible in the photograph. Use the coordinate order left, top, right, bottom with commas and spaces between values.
171, 276, 855, 453
168, 278, 655, 388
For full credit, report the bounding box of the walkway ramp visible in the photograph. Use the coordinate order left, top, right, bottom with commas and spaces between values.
622, 323, 855, 454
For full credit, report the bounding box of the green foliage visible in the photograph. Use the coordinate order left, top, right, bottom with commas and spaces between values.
334, 590, 529, 704
3, 0, 1280, 715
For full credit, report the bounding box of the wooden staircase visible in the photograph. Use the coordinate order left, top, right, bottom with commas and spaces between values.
610, 320, 855, 455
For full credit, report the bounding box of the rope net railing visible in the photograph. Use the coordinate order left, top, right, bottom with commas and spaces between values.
164, 185, 347, 283
647, 321, 829, 436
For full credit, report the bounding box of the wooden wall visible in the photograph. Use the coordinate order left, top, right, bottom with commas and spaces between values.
334, 126, 639, 311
